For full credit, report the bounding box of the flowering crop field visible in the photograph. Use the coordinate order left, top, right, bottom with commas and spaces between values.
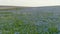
0, 7, 60, 34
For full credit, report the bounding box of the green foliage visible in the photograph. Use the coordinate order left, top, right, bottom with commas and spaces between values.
0, 11, 59, 34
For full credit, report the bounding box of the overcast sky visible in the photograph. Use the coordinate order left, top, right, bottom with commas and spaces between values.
0, 0, 60, 7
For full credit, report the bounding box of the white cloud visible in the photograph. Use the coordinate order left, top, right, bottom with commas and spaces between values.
0, 0, 60, 7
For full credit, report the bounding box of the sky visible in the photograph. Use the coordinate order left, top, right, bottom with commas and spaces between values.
0, 0, 60, 7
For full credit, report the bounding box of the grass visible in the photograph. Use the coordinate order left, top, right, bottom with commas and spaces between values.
0, 11, 59, 34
